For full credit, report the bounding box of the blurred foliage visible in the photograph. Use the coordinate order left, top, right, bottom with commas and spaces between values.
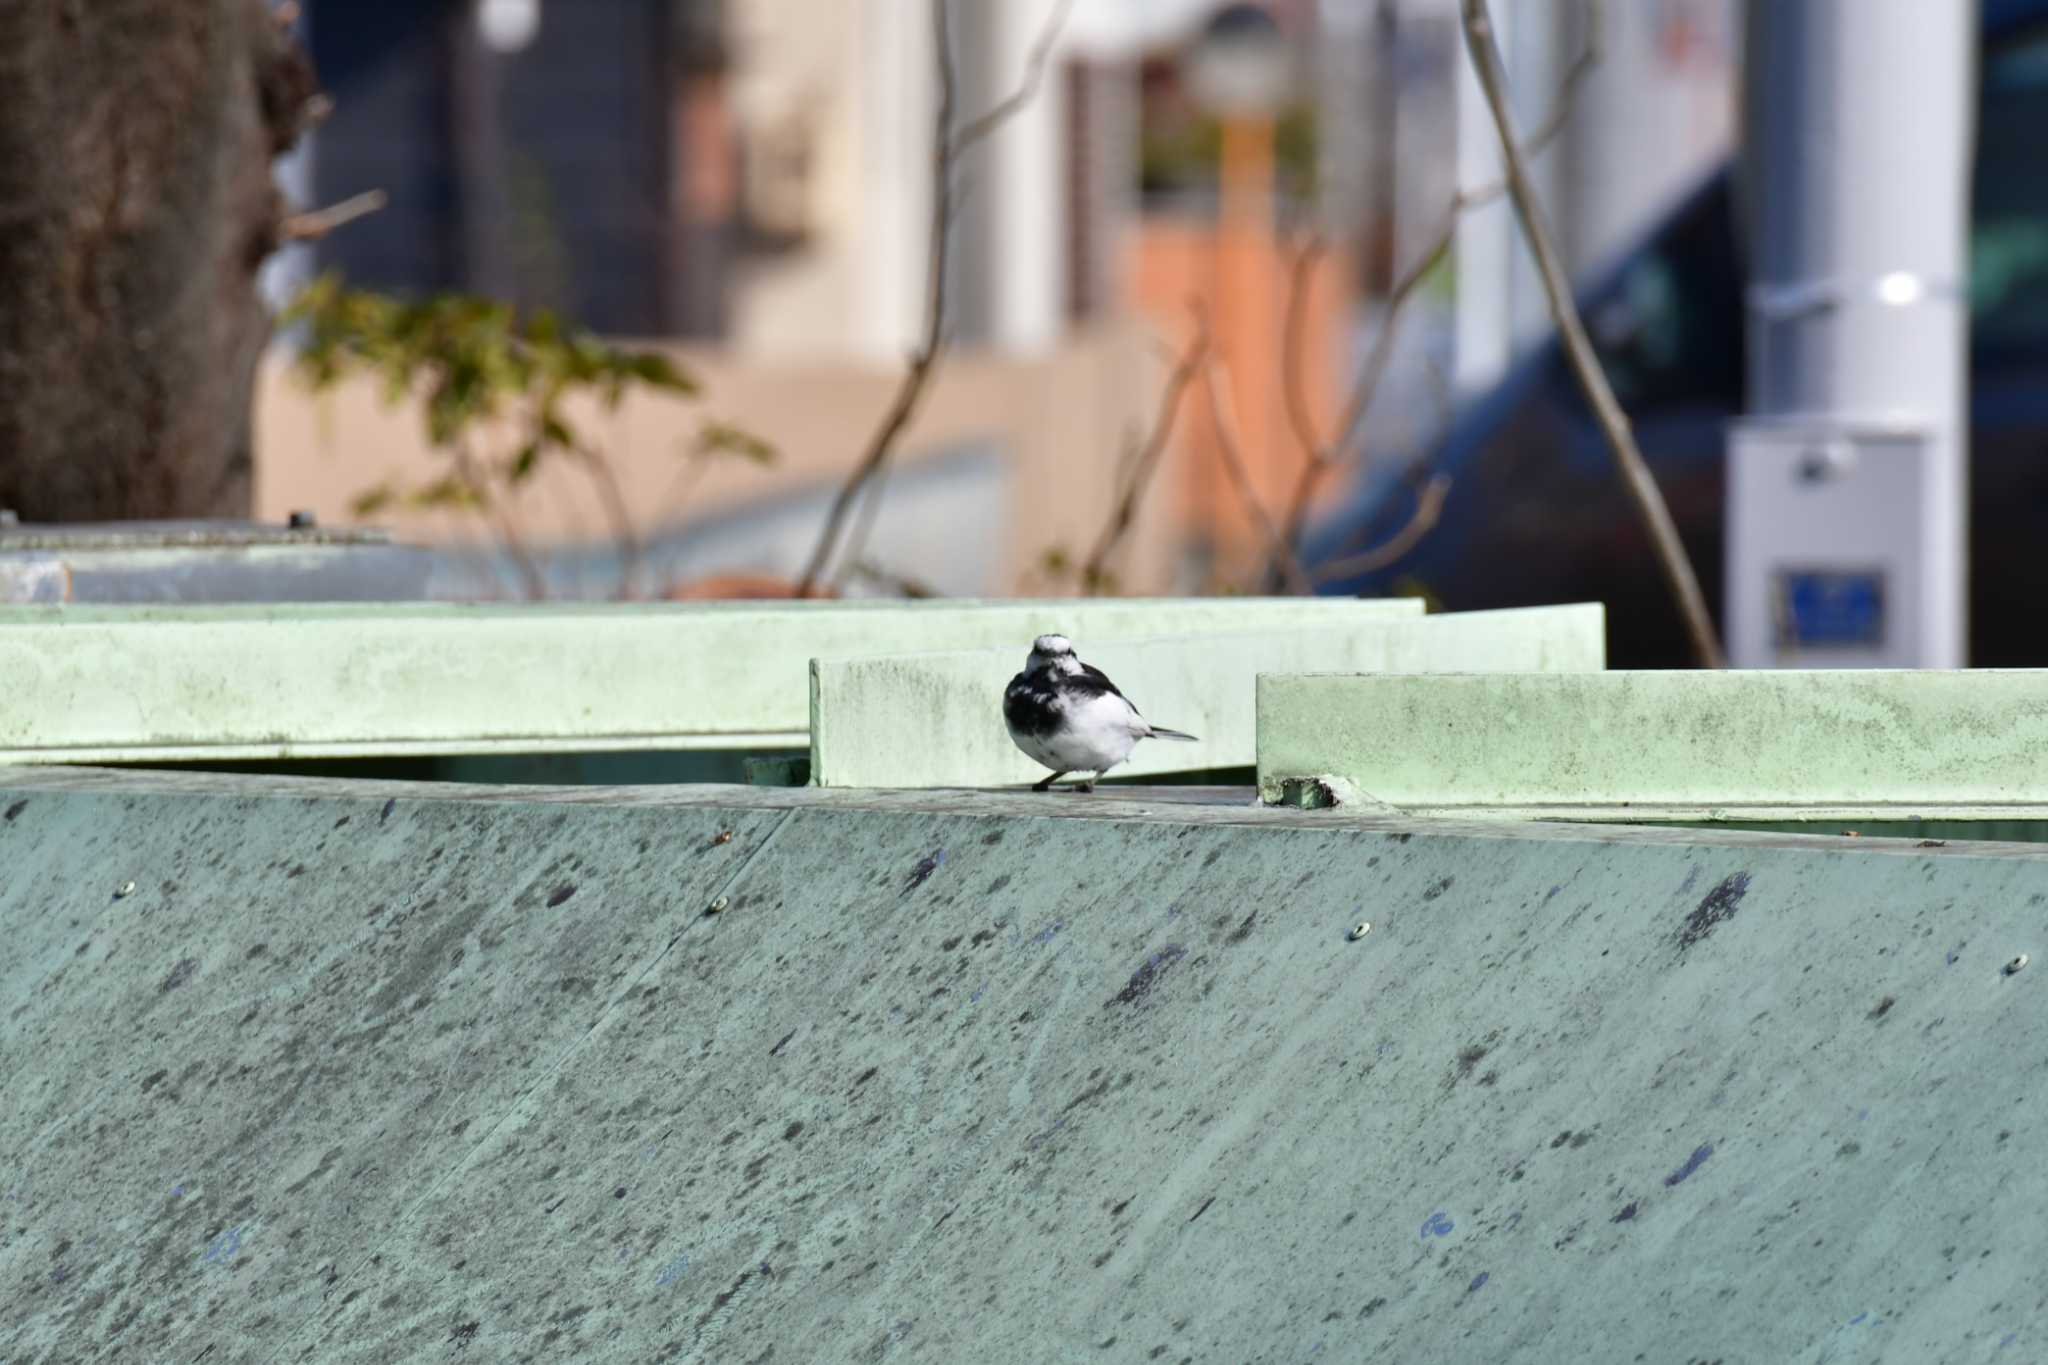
690, 420, 779, 467
283, 274, 774, 519
1032, 544, 1117, 596
1139, 102, 1319, 201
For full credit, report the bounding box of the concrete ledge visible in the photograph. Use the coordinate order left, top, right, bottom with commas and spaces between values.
0, 598, 1416, 763
5, 765, 2048, 1361
809, 604, 1604, 788
1258, 667, 2048, 817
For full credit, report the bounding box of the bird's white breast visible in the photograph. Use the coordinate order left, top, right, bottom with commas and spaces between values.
1032, 690, 1142, 774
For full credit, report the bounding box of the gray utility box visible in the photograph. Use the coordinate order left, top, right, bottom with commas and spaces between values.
0, 519, 433, 604
1725, 419, 1963, 668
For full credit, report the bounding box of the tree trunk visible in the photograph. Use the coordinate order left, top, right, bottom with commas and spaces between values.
0, 0, 319, 522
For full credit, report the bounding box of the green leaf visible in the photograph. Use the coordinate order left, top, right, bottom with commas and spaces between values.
350, 484, 397, 517
540, 413, 577, 452
625, 350, 699, 395
523, 309, 562, 347
508, 442, 541, 483
407, 475, 485, 511
691, 421, 778, 466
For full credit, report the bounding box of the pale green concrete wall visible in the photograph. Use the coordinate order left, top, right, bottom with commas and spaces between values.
1259, 668, 2048, 820
7, 766, 2048, 1361
810, 604, 1604, 788
0, 598, 1416, 763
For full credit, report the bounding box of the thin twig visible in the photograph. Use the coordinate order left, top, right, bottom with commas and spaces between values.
280, 189, 388, 242
846, 560, 942, 598
568, 441, 645, 600
653, 448, 717, 528
1460, 0, 1723, 666
793, 0, 1071, 596
454, 443, 547, 600
1201, 354, 1312, 594
791, 0, 956, 596
1080, 319, 1211, 593
1312, 473, 1452, 583
948, 0, 1077, 154
1268, 208, 1454, 587
829, 447, 897, 593
1280, 233, 1332, 474
1269, 0, 1603, 590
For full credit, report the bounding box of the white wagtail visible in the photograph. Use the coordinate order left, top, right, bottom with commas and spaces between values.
1003, 634, 1198, 791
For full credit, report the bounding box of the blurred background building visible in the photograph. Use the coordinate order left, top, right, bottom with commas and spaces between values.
254, 0, 1739, 602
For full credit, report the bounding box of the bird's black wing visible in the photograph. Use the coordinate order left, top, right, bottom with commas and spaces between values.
1070, 662, 1127, 702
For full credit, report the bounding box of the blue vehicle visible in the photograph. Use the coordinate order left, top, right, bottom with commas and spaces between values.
1310, 0, 2048, 667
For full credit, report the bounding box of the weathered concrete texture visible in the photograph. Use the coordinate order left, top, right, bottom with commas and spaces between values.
0, 597, 1417, 764
810, 605, 1604, 788
6, 768, 2048, 1362
1259, 668, 2048, 820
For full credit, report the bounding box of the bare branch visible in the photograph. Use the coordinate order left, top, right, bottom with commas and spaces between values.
1280, 232, 1331, 471
280, 188, 386, 242
846, 560, 942, 598
1080, 317, 1210, 594
1201, 354, 1312, 594
1517, 0, 1603, 160
1460, 0, 1723, 666
793, 0, 1072, 596
1269, 218, 1453, 585
452, 443, 547, 600
1312, 473, 1452, 583
566, 442, 645, 600
829, 451, 896, 593
949, 0, 1077, 155
1268, 0, 1602, 592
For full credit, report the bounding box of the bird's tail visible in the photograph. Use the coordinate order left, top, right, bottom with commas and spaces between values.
1147, 725, 1199, 742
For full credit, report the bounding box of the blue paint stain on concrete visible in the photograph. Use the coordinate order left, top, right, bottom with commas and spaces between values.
655, 1254, 690, 1288
1468, 1272, 1489, 1293
1030, 920, 1064, 947
903, 848, 947, 895
1663, 1143, 1714, 1187
202, 1226, 243, 1265
1419, 1210, 1454, 1241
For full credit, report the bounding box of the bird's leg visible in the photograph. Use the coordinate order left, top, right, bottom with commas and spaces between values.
1032, 771, 1068, 793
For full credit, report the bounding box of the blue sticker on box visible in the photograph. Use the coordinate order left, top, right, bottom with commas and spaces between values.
1777, 569, 1885, 648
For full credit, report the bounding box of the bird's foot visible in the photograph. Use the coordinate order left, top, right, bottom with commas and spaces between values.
1069, 781, 1095, 794
1032, 772, 1064, 793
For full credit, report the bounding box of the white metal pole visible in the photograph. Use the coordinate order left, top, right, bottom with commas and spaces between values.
1733, 0, 1974, 667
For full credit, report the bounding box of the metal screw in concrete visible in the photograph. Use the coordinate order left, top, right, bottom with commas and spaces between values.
1348, 920, 1371, 941
2006, 954, 2029, 975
